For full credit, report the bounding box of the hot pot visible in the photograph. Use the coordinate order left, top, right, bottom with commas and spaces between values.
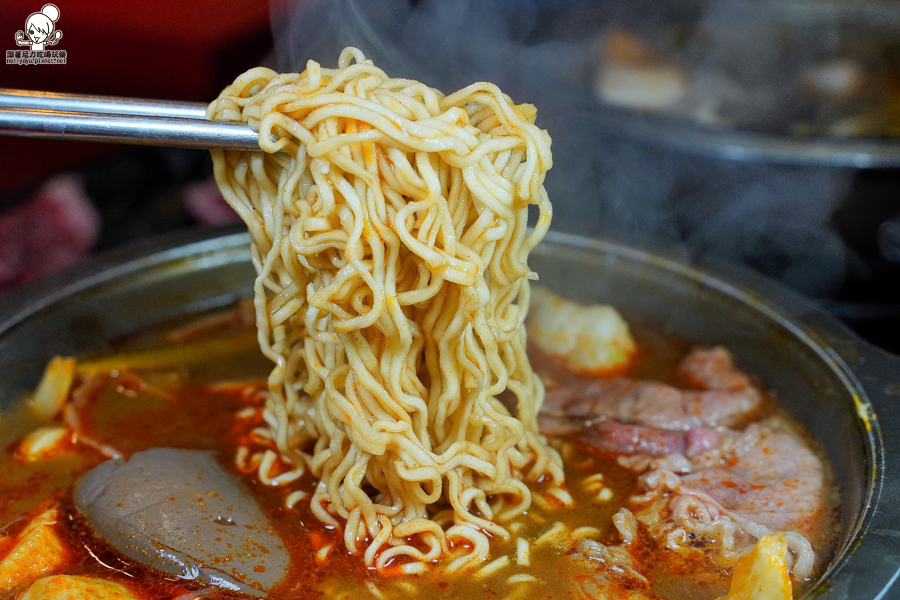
0, 227, 898, 598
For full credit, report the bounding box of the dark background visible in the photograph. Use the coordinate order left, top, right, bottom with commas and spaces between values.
0, 0, 271, 197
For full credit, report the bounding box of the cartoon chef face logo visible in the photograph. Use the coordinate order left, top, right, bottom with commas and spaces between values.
15, 4, 63, 52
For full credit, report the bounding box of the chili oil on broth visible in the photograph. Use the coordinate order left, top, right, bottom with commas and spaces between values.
0, 305, 839, 600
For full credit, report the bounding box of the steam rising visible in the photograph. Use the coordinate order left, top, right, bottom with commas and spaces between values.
271, 0, 855, 296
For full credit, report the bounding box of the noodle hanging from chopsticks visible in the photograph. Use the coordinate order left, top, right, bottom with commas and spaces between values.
209, 46, 562, 572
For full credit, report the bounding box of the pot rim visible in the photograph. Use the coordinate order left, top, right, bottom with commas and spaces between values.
593, 106, 900, 169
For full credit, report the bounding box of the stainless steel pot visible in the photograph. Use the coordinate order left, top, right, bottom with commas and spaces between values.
593, 107, 900, 168
0, 227, 898, 598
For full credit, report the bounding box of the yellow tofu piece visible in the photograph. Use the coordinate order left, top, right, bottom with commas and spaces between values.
0, 508, 68, 593
724, 533, 793, 600
21, 575, 140, 600
30, 357, 76, 420
17, 426, 71, 461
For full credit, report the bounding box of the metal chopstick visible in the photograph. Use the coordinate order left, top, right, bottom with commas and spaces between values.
0, 88, 209, 119
0, 88, 261, 151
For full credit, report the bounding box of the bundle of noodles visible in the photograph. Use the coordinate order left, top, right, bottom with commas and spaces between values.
208, 47, 563, 573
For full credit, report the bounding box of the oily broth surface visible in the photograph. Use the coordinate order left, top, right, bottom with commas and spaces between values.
0, 306, 837, 600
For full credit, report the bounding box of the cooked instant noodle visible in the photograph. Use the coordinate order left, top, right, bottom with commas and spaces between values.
207, 47, 562, 572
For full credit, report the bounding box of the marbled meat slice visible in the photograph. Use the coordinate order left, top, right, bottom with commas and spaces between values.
539, 347, 761, 435
677, 347, 754, 392
544, 378, 760, 431
580, 421, 728, 458
680, 417, 825, 537
582, 421, 687, 457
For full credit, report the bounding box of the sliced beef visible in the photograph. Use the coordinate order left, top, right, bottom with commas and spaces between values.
680, 417, 825, 538
677, 347, 754, 392
582, 421, 686, 457
624, 417, 824, 579
538, 345, 825, 581
685, 427, 728, 457
544, 378, 760, 431
623, 416, 825, 538
538, 347, 761, 436
581, 421, 729, 458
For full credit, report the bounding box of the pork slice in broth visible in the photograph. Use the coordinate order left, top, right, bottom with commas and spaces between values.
538, 343, 827, 585
582, 421, 688, 457
539, 347, 761, 435
543, 378, 761, 432
580, 421, 728, 458
590, 416, 825, 542
621, 417, 824, 580
676, 347, 755, 392
679, 417, 825, 538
